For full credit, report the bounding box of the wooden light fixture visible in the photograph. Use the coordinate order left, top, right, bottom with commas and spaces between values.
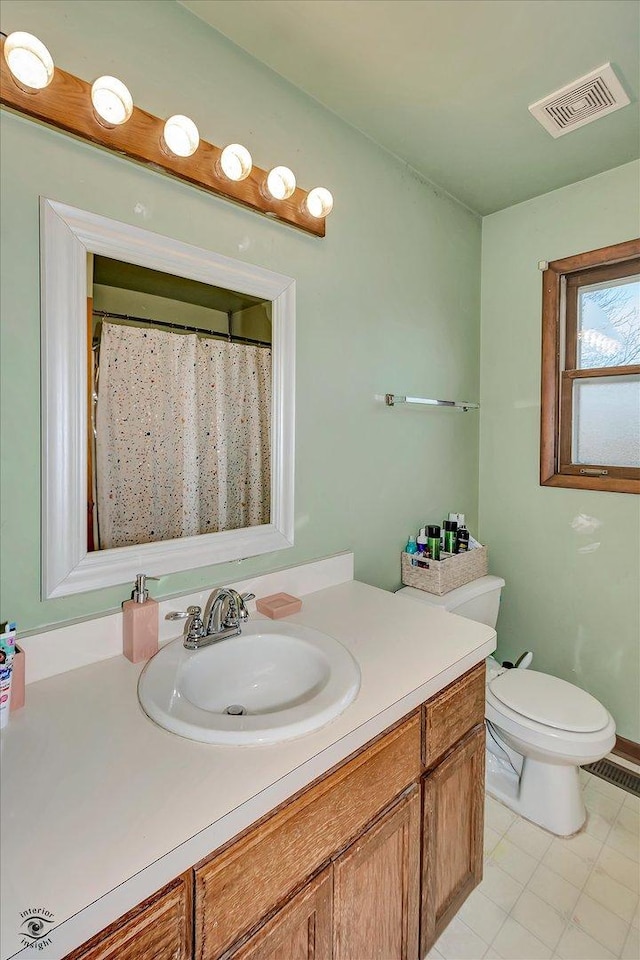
0, 33, 329, 238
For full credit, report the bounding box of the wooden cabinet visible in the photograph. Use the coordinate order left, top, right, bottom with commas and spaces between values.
333, 788, 420, 960
65, 663, 487, 960
230, 868, 333, 960
421, 725, 485, 956
65, 873, 192, 960
194, 713, 421, 960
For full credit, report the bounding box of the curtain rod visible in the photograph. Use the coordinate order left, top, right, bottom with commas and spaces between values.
383, 394, 480, 412
92, 309, 272, 349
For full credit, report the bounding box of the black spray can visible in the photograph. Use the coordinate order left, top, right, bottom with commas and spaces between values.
456, 527, 470, 552
427, 525, 441, 561
443, 520, 458, 553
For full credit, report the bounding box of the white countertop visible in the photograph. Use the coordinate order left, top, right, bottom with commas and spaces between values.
0, 581, 495, 959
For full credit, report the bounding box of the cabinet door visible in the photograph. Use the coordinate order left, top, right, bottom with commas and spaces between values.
64, 873, 192, 960
333, 787, 420, 960
421, 725, 485, 956
231, 867, 333, 960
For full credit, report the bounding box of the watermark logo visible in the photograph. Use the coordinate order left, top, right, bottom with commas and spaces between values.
19, 908, 55, 951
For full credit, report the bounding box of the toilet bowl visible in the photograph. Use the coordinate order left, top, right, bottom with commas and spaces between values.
397, 577, 616, 836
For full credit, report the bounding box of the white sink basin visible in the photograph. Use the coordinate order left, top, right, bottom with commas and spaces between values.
138, 620, 361, 745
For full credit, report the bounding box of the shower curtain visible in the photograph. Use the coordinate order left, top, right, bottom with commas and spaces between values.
95, 322, 271, 549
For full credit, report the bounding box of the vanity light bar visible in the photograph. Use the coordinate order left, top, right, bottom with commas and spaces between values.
0, 32, 332, 238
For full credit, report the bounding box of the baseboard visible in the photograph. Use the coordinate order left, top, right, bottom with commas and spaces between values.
613, 735, 640, 765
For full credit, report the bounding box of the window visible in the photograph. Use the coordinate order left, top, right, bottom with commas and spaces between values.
540, 238, 640, 494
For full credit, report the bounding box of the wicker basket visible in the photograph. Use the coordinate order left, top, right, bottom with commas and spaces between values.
401, 546, 488, 596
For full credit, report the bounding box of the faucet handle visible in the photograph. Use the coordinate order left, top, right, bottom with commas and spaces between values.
237, 592, 255, 621
185, 605, 206, 642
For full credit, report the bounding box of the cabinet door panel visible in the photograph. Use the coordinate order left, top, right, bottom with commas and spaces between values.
64, 873, 192, 960
333, 787, 420, 960
421, 725, 485, 956
231, 868, 332, 960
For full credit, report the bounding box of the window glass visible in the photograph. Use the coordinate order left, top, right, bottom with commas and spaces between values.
577, 277, 640, 369
572, 374, 640, 467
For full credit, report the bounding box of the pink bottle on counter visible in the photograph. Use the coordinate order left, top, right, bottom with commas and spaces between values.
123, 574, 159, 664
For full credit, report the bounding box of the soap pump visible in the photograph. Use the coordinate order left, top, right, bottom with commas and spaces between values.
123, 574, 159, 664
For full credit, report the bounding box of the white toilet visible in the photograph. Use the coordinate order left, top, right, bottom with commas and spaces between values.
397, 576, 616, 836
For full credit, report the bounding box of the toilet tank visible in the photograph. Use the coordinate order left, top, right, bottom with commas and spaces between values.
397, 575, 505, 628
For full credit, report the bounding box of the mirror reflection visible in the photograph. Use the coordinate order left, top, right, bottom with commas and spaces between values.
88, 255, 272, 552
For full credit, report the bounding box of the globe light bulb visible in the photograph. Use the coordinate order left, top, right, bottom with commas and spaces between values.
305, 187, 334, 218
4, 31, 54, 91
219, 143, 252, 181
91, 76, 133, 127
266, 166, 296, 201
162, 115, 199, 158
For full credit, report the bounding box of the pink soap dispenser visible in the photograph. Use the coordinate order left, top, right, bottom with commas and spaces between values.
123, 574, 159, 663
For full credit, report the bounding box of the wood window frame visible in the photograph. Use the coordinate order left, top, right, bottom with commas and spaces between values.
540, 238, 640, 495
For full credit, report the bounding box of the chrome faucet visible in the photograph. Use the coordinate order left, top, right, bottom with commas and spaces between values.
167, 588, 255, 650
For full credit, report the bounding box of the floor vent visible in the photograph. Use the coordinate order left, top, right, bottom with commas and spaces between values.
529, 63, 630, 138
583, 758, 640, 798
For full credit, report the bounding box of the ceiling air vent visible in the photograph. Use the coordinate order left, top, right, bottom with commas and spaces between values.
529, 63, 630, 138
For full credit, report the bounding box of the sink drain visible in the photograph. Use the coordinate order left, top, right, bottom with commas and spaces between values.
225, 704, 247, 716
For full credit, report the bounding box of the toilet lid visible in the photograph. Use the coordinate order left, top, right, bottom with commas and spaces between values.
488, 670, 609, 733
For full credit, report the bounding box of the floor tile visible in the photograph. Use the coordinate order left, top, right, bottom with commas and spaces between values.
585, 789, 626, 824
485, 796, 518, 836
434, 916, 489, 960
556, 923, 616, 960
542, 840, 593, 888
458, 889, 507, 945
607, 822, 640, 863
580, 769, 593, 787
527, 863, 582, 921
482, 950, 504, 959
557, 830, 603, 866
505, 817, 554, 860
511, 888, 566, 949
478, 861, 525, 912
585, 864, 639, 922
633, 905, 639, 930
571, 891, 630, 955
585, 809, 615, 843
597, 845, 640, 893
616, 805, 640, 836
623, 793, 640, 814
491, 837, 539, 885
588, 776, 631, 804
425, 948, 445, 959
622, 925, 639, 960
492, 917, 553, 960
484, 826, 503, 857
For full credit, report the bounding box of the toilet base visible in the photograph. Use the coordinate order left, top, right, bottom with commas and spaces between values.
486, 752, 586, 836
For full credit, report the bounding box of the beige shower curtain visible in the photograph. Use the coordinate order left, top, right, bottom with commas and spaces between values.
95, 322, 271, 549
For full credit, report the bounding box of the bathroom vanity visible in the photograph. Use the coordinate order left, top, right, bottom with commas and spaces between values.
0, 580, 495, 960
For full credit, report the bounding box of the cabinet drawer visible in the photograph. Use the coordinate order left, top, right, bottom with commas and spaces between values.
65, 874, 192, 960
194, 712, 421, 960
423, 662, 485, 769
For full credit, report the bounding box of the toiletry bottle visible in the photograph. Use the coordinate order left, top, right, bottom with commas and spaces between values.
443, 520, 458, 553
416, 534, 428, 554
123, 574, 159, 663
405, 535, 418, 555
456, 527, 470, 553
427, 525, 441, 561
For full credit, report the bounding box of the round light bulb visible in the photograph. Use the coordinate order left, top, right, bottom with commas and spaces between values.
219, 143, 252, 182
162, 114, 199, 157
305, 187, 334, 218
266, 166, 296, 201
91, 76, 133, 127
4, 31, 54, 91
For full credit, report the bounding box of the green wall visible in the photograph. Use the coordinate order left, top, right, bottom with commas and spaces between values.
0, 0, 481, 631
479, 161, 640, 741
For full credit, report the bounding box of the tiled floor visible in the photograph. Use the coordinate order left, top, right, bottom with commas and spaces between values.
429, 768, 640, 960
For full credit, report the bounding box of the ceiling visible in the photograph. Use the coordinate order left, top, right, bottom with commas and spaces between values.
178, 0, 640, 215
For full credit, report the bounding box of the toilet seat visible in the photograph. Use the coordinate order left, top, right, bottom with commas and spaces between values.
489, 669, 609, 733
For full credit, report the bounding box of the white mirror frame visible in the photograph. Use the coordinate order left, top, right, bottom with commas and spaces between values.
41, 198, 295, 599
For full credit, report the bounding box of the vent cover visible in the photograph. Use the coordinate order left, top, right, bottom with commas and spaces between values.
529, 63, 630, 138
